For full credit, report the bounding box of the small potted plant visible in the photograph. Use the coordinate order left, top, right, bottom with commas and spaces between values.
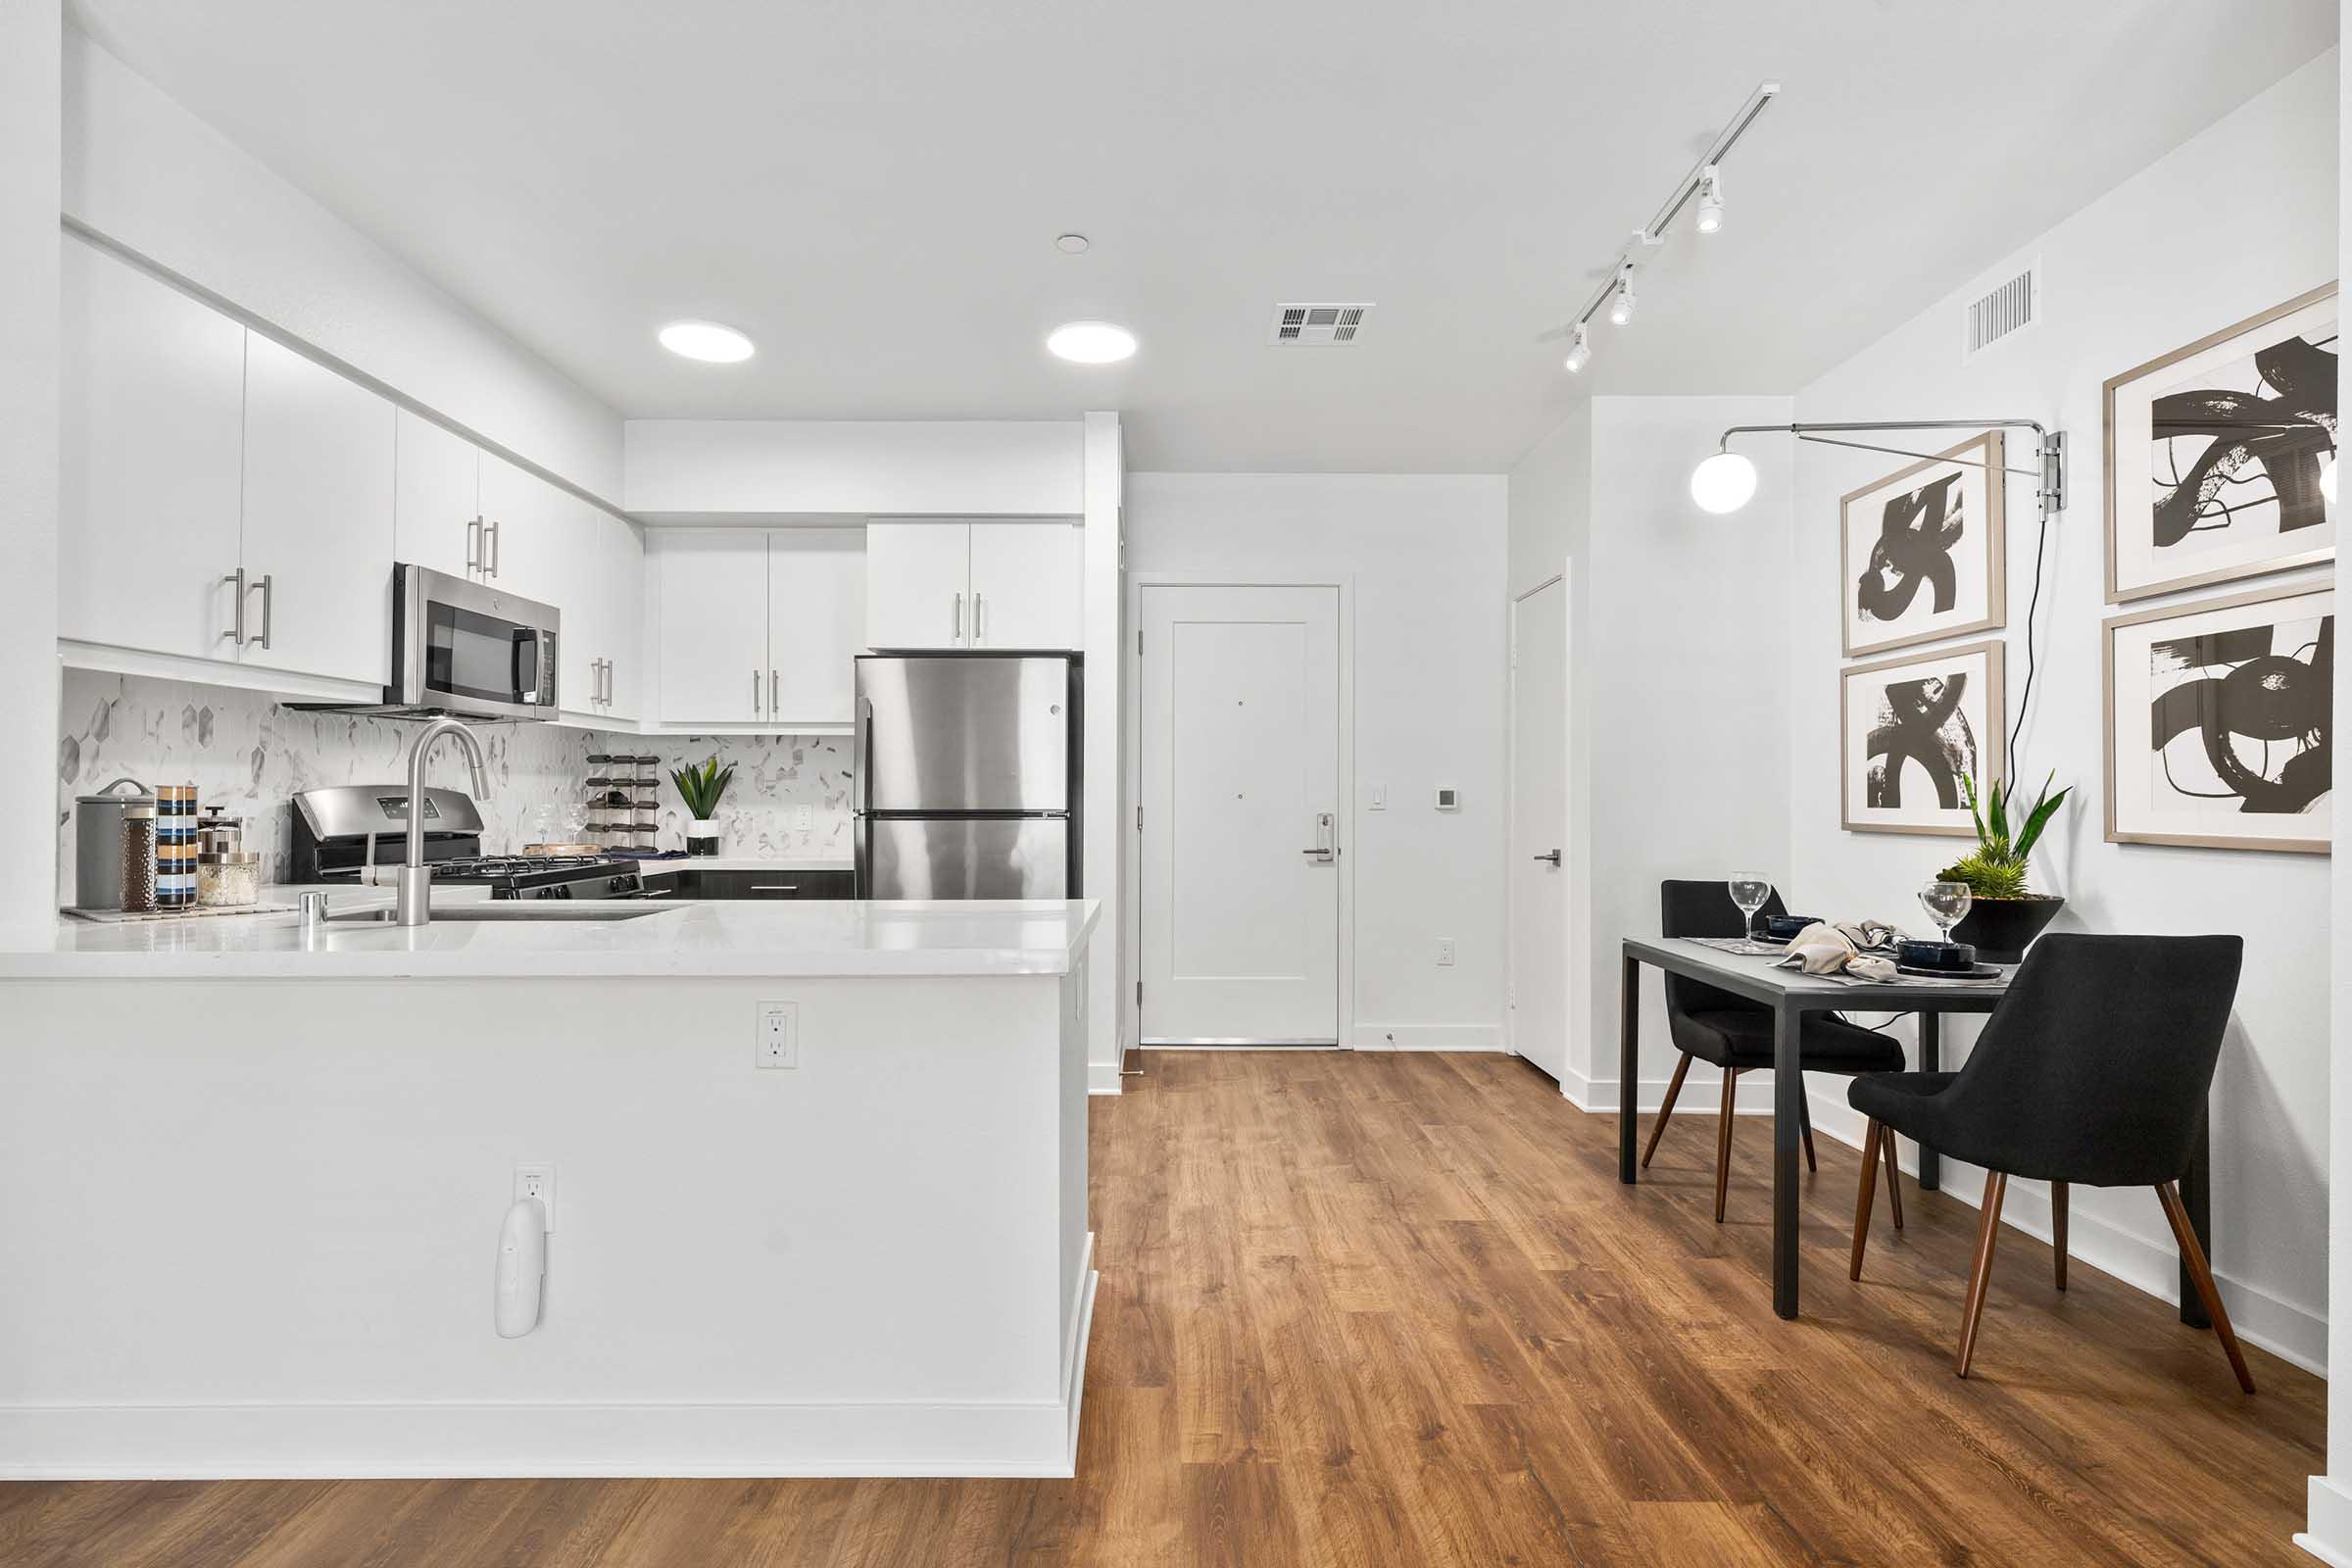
1936, 771, 2071, 963
669, 755, 734, 858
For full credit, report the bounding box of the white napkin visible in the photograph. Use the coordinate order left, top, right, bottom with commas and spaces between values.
1776, 919, 1904, 981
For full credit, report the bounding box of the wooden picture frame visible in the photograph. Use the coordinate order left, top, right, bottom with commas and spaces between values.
1839, 639, 2006, 838
2103, 578, 2332, 854
2103, 282, 2337, 604
1839, 431, 2006, 658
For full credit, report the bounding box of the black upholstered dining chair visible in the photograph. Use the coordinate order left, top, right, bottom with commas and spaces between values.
1651, 881, 1907, 1222
1846, 933, 2251, 1391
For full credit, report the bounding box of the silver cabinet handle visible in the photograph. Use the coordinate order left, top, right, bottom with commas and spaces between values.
753, 668, 762, 715
953, 591, 963, 644
484, 519, 501, 578
749, 884, 800, 893
1300, 811, 1336, 860
1534, 850, 1562, 866
605, 659, 615, 706
770, 668, 779, 715
246, 573, 273, 649
974, 592, 985, 646
466, 516, 483, 574
222, 567, 247, 644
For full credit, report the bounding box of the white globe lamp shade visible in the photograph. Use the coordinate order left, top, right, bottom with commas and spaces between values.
1690, 451, 1759, 514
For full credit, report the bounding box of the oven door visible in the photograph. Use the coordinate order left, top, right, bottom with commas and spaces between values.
392, 565, 562, 719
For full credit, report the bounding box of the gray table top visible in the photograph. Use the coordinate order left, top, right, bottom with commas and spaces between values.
1622, 934, 2012, 1012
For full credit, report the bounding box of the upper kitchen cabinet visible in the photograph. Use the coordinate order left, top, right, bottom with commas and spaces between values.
597, 514, 647, 723
652, 528, 864, 730
238, 335, 397, 688
768, 528, 865, 725
393, 409, 482, 582
864, 519, 1079, 651
475, 453, 568, 610
59, 240, 246, 664
552, 497, 644, 723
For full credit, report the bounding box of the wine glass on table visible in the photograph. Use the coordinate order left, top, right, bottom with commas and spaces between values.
1918, 880, 1973, 964
1727, 873, 1773, 951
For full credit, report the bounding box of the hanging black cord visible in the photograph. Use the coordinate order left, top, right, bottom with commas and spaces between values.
2008, 488, 2053, 766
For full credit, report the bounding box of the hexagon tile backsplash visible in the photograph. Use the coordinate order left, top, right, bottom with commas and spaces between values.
55, 669, 854, 901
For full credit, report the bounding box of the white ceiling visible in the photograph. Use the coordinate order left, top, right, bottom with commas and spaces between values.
73, 1, 2335, 472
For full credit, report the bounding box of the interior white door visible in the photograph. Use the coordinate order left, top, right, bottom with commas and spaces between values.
864, 521, 970, 649
392, 408, 480, 582
1139, 584, 1341, 1044
655, 530, 770, 724
968, 521, 1082, 649
59, 239, 247, 662
237, 333, 396, 686
1508, 578, 1570, 1081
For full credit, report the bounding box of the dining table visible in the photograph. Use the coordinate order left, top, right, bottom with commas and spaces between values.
1618, 935, 2214, 1325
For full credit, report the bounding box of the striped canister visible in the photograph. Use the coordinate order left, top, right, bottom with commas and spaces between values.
155, 784, 199, 910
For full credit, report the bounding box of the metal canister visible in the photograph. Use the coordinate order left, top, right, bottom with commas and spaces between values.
74, 777, 153, 910
119, 804, 159, 914
156, 786, 199, 910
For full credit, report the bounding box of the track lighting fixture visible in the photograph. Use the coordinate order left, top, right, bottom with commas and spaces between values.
1694, 166, 1724, 235
1562, 321, 1592, 373
1607, 266, 1636, 328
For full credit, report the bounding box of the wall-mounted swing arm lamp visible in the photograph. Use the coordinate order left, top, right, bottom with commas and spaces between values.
1690, 419, 2069, 521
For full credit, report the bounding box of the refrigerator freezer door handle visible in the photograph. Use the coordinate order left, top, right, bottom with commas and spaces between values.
854, 696, 875, 814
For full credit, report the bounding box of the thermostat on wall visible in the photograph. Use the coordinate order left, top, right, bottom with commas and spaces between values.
1434, 786, 1460, 811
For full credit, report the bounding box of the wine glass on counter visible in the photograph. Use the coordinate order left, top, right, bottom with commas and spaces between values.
1918, 879, 1973, 958
1727, 873, 1773, 950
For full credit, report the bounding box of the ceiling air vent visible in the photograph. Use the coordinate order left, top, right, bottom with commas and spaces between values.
1961, 260, 2039, 364
1271, 303, 1373, 346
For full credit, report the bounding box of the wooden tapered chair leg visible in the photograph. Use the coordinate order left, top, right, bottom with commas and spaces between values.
1955, 1172, 2008, 1379
1713, 1069, 1740, 1223
1849, 1119, 1882, 1280
2052, 1181, 2068, 1292
1642, 1053, 1692, 1170
2155, 1181, 2255, 1395
1881, 1127, 1904, 1231
1797, 1089, 1817, 1173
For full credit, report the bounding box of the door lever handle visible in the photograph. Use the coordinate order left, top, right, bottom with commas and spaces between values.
1534, 850, 1562, 865
1301, 811, 1337, 860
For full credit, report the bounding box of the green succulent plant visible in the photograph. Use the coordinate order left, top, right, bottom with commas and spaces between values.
1936, 771, 2070, 900
669, 755, 735, 820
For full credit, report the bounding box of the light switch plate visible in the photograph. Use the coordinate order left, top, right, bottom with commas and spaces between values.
1369, 784, 1387, 810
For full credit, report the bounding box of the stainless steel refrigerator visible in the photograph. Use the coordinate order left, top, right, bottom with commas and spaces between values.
853, 653, 1082, 899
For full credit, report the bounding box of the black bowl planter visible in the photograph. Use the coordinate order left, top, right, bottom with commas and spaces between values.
1950, 895, 2065, 965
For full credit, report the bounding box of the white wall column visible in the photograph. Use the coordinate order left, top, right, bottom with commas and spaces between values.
1082, 413, 1124, 1091
0, 0, 63, 940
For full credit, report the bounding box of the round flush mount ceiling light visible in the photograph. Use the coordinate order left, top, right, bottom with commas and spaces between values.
1690, 450, 1759, 514
658, 319, 756, 364
1055, 232, 1092, 254
1047, 319, 1137, 364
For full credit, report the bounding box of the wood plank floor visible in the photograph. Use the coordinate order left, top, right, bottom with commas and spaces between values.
0, 1051, 2323, 1565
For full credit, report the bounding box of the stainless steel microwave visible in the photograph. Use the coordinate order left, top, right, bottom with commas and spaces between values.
391, 565, 559, 720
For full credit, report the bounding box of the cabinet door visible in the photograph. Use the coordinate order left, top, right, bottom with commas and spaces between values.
655, 530, 771, 724
239, 334, 397, 685
968, 521, 1082, 650
476, 453, 569, 610
600, 514, 647, 721
542, 492, 609, 720
60, 240, 246, 662
767, 527, 865, 725
393, 409, 480, 581
863, 521, 970, 650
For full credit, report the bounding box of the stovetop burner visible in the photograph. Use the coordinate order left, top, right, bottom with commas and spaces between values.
433, 855, 626, 879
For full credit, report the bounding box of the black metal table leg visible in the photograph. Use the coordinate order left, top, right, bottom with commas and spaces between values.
1773, 999, 1801, 1320
1619, 955, 1640, 1184
1916, 1010, 1941, 1192
2179, 1111, 2212, 1329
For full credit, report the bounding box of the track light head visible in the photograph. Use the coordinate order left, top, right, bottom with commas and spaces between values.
1607, 265, 1636, 327
1562, 322, 1592, 373
1694, 165, 1724, 235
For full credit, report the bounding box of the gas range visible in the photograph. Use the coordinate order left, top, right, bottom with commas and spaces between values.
290, 786, 649, 901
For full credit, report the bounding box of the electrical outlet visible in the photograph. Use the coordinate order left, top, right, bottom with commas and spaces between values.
514, 1163, 556, 1231
790, 804, 814, 831
1437, 938, 1456, 967
758, 1000, 800, 1068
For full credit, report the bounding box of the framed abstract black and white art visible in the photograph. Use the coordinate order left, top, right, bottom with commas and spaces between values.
1839, 432, 2006, 657
1839, 639, 2006, 837
2103, 581, 2332, 854
2104, 282, 2337, 604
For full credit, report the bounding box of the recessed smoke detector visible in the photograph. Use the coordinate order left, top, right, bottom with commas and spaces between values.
1270, 303, 1373, 346
1055, 233, 1091, 255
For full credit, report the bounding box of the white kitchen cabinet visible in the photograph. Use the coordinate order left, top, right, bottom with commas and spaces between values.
968, 521, 1082, 650
599, 514, 647, 722
237, 334, 397, 687
863, 519, 1079, 651
656, 531, 771, 724
59, 240, 247, 663
561, 501, 644, 722
393, 409, 482, 581
864, 520, 972, 649
768, 528, 865, 725
476, 453, 568, 609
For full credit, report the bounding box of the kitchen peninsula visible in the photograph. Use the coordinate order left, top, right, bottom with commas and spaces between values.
0, 895, 1098, 1479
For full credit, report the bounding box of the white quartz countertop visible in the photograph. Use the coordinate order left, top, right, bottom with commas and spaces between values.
2, 891, 1100, 980
629, 857, 854, 874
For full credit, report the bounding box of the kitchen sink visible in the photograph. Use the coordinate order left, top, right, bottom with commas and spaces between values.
325, 902, 672, 923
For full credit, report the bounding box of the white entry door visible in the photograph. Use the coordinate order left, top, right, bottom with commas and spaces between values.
1509, 577, 1570, 1080
1140, 584, 1341, 1044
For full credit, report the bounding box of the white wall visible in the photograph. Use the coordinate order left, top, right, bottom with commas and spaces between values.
624, 420, 1085, 517
1124, 473, 1510, 1050
0, 0, 63, 940
1082, 415, 1125, 1092
1790, 53, 2338, 1373
63, 28, 621, 501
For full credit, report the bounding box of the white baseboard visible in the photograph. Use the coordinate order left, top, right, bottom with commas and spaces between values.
1805, 1093, 2326, 1377
1349, 1023, 1507, 1052
2298, 1476, 2352, 1565
1087, 1059, 1125, 1095
0, 1239, 1102, 1482
1559, 1065, 1783, 1115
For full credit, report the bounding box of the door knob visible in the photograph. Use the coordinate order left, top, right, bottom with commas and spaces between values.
1535, 850, 1562, 865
